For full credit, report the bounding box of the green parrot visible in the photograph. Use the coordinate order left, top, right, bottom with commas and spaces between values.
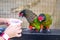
38, 13, 52, 32
42, 14, 52, 27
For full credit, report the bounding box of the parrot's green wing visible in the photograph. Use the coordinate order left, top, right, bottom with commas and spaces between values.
42, 14, 52, 27
30, 17, 41, 31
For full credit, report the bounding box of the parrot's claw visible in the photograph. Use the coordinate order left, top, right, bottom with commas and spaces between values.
40, 29, 43, 33
47, 29, 51, 33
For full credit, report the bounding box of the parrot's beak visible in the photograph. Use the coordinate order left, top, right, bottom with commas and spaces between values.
19, 13, 23, 17
39, 20, 42, 22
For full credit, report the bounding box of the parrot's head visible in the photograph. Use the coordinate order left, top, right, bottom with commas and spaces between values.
38, 13, 46, 22
19, 9, 26, 17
